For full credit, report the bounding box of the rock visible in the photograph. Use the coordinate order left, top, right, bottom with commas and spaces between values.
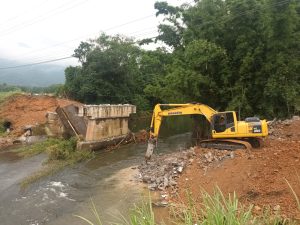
254, 205, 261, 211
160, 200, 169, 206
148, 183, 157, 191
177, 166, 183, 173
248, 154, 255, 160
163, 177, 169, 188
157, 184, 165, 191
142, 175, 151, 183
161, 194, 168, 199
230, 152, 235, 159
26, 135, 47, 144
153, 200, 168, 207
292, 116, 300, 121
169, 179, 177, 186
204, 152, 213, 162
273, 205, 280, 211
155, 177, 161, 184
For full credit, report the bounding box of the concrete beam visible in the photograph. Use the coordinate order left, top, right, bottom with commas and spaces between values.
78, 104, 136, 119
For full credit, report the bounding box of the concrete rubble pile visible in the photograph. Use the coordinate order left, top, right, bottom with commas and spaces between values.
137, 148, 196, 192
196, 148, 236, 173
137, 147, 236, 193
268, 115, 299, 139
0, 137, 13, 149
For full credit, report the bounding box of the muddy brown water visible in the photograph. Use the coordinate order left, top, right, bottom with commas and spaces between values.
0, 132, 193, 225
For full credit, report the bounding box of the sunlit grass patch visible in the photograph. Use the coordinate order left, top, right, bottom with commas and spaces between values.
0, 91, 22, 105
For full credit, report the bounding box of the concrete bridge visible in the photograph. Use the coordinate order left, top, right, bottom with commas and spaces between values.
46, 104, 136, 150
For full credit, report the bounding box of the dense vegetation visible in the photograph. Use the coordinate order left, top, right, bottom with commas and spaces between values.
0, 83, 64, 95
0, 58, 64, 87
64, 0, 299, 118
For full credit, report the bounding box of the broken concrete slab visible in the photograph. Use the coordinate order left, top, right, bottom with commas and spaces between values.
47, 104, 136, 151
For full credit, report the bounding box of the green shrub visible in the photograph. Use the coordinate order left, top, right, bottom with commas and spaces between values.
47, 137, 77, 160
20, 137, 93, 188
0, 121, 6, 134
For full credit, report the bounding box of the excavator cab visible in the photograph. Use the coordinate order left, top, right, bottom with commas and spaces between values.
212, 112, 236, 134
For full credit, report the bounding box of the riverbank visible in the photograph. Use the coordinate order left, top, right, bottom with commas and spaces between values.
138, 116, 300, 222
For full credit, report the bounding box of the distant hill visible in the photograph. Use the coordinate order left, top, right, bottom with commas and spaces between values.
0, 58, 66, 87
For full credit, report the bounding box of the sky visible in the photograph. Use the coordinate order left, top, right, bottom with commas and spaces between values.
0, 0, 189, 67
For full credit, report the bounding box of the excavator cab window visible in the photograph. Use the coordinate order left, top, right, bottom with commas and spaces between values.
213, 112, 235, 133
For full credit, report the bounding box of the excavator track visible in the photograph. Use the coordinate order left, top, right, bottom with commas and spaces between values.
200, 139, 252, 150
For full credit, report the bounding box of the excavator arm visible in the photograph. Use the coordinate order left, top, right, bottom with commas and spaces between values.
146, 103, 217, 160
149, 104, 216, 138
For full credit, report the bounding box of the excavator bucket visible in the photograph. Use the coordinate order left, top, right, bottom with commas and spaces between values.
145, 138, 156, 161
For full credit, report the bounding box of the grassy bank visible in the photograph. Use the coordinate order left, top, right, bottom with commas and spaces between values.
76, 188, 297, 225
0, 90, 22, 105
15, 138, 93, 188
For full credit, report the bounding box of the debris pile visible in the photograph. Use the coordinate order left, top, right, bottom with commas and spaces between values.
137, 148, 196, 192
196, 148, 239, 173
268, 116, 300, 139
0, 137, 13, 149
137, 146, 240, 194
133, 129, 149, 143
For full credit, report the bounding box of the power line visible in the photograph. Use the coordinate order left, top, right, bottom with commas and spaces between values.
0, 56, 74, 70
8, 14, 157, 61
0, 0, 89, 37
0, 0, 50, 27
0, 26, 159, 68
0, 0, 292, 69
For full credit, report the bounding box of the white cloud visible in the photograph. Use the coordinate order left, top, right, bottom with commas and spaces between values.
0, 0, 188, 66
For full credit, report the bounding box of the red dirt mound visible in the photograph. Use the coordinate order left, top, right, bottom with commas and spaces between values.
176, 119, 300, 219
0, 94, 81, 134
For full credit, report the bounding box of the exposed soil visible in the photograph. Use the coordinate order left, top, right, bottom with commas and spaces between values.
176, 118, 300, 219
0, 94, 81, 135
138, 117, 300, 219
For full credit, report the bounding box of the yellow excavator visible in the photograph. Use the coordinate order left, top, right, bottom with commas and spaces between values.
145, 103, 268, 160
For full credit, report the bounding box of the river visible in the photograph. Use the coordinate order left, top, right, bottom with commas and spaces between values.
0, 132, 193, 225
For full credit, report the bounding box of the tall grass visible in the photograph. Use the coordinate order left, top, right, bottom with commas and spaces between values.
285, 173, 300, 213
75, 196, 156, 225
74, 199, 103, 225
171, 187, 255, 225
116, 196, 156, 225
76, 187, 297, 225
76, 188, 255, 225
0, 90, 22, 105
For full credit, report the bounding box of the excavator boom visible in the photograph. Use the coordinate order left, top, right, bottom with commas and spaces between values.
149, 103, 216, 138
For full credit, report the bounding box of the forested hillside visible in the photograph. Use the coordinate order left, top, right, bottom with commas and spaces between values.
64, 0, 300, 118
0, 58, 65, 87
